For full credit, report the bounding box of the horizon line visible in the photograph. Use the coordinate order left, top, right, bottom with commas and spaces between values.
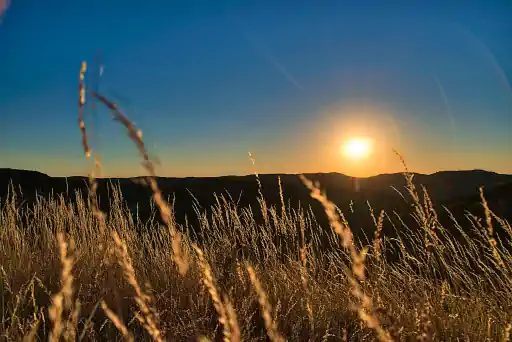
0, 167, 508, 180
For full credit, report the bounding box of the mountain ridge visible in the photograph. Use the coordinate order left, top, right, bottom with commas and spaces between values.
1, 167, 511, 243
2, 167, 510, 181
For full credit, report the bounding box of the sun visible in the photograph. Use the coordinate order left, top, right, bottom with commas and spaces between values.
342, 137, 373, 160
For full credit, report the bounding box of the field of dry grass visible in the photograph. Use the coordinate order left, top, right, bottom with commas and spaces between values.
0, 167, 511, 341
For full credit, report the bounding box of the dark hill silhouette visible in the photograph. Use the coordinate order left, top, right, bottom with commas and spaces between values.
439, 180, 512, 236
1, 168, 511, 243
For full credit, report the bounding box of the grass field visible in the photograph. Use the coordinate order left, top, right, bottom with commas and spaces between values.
0, 166, 511, 341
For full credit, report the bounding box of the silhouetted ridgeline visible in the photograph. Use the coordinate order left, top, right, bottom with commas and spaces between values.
1, 168, 511, 241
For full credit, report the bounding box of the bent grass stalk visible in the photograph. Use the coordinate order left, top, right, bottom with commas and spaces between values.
246, 265, 286, 342
111, 231, 163, 341
480, 187, 505, 268
77, 61, 107, 237
78, 60, 189, 276
90, 91, 189, 276
299, 175, 393, 342
100, 300, 134, 342
192, 244, 240, 342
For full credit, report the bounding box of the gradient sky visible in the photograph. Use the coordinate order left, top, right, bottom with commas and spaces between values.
1, 1, 511, 177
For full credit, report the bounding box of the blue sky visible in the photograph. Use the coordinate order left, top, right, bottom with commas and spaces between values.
1, 1, 511, 177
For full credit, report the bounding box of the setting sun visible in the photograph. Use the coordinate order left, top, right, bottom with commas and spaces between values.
342, 137, 373, 160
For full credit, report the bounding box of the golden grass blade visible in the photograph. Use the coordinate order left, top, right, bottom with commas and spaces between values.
48, 233, 75, 342
192, 244, 239, 342
246, 265, 286, 342
100, 300, 134, 342
299, 175, 393, 342
91, 91, 189, 276
111, 231, 163, 342
78, 61, 91, 159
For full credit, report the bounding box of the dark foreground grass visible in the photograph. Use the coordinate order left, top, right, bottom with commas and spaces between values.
0, 171, 511, 341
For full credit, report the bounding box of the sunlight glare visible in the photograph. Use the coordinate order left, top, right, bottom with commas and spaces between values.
342, 137, 373, 160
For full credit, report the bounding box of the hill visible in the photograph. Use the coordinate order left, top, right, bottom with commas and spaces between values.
1, 168, 511, 238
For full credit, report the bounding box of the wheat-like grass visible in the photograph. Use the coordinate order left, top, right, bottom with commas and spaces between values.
278, 176, 286, 220
48, 233, 75, 342
248, 152, 269, 229
192, 243, 240, 342
89, 90, 189, 276
246, 265, 286, 342
77, 61, 111, 239
79, 61, 187, 274
373, 209, 385, 261
299, 175, 393, 342
480, 187, 505, 268
224, 296, 241, 342
398, 151, 440, 251
100, 300, 134, 342
111, 231, 163, 342
78, 61, 91, 158
299, 209, 314, 330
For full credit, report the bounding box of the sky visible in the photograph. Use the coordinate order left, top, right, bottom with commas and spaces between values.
0, 1, 511, 177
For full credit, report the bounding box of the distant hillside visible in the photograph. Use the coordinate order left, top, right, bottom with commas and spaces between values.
1, 168, 511, 240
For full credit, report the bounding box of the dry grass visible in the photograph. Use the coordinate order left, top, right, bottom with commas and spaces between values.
192, 243, 239, 342
0, 62, 511, 341
246, 265, 285, 342
1, 166, 512, 340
